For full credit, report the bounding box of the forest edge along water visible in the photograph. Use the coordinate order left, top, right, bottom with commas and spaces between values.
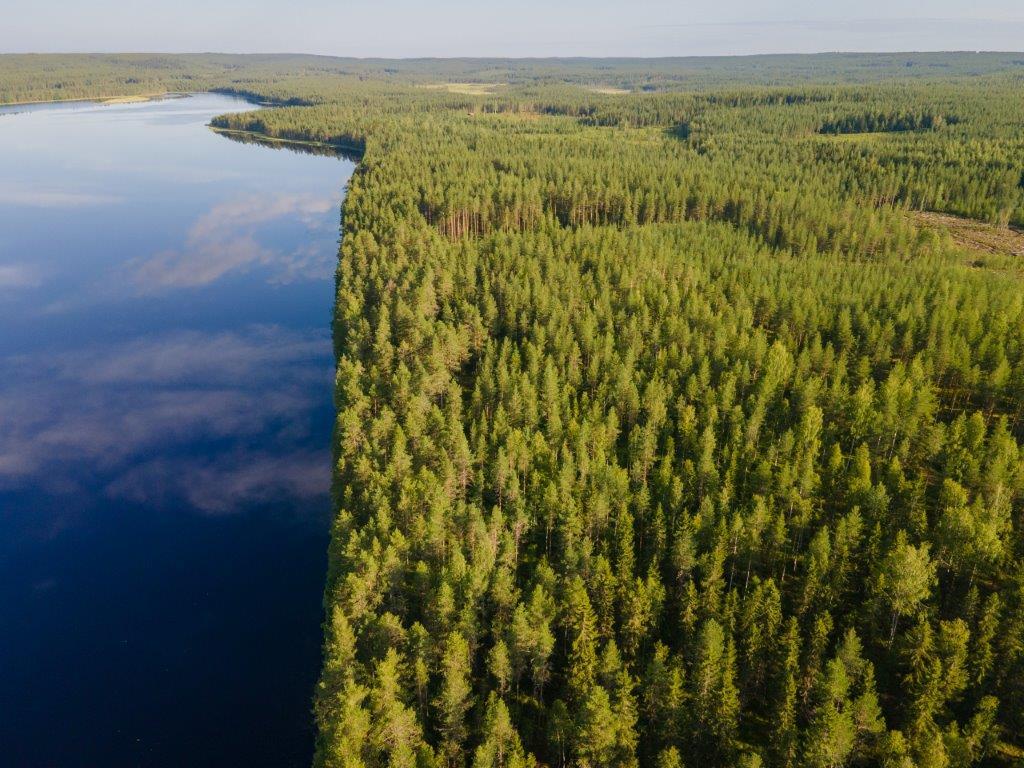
0, 92, 354, 768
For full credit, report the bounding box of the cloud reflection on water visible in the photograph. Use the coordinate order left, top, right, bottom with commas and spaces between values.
0, 94, 350, 767
0, 325, 331, 514
0, 184, 124, 208
107, 450, 329, 515
129, 193, 337, 290
0, 264, 43, 289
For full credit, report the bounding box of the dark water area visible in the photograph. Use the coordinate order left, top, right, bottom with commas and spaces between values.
0, 94, 354, 766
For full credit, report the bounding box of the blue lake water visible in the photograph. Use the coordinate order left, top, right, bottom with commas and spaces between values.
0, 93, 354, 766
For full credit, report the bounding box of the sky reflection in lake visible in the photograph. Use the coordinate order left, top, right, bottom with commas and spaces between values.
0, 94, 354, 767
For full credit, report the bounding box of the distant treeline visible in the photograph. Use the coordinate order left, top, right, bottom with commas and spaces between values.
4, 51, 1024, 103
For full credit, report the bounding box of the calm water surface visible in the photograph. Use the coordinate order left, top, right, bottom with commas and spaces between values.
0, 94, 354, 766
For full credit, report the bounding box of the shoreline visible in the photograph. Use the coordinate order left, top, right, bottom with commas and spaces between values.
0, 75, 345, 767
0, 92, 186, 108
0, 91, 360, 156
208, 125, 364, 157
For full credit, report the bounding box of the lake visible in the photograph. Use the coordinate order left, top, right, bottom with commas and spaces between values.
0, 93, 355, 766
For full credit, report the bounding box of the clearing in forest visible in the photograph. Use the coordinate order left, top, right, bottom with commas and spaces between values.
914, 210, 1024, 257
419, 82, 502, 95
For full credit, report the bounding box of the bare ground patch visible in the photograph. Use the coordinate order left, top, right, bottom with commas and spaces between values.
419, 83, 502, 95
913, 210, 1024, 258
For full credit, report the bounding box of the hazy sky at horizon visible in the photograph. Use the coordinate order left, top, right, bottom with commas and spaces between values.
3, 1, 1024, 57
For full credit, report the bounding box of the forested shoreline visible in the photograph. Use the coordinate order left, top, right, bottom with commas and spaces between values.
5, 53, 1024, 768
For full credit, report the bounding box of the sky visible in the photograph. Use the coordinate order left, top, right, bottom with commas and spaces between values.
2, 0, 1024, 57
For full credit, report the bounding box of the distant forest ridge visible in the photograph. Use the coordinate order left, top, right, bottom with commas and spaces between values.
2, 51, 1024, 105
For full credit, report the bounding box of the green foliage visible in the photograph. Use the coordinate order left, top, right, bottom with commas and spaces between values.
300, 56, 1023, 767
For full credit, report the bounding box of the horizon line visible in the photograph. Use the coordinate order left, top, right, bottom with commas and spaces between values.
3, 49, 1024, 60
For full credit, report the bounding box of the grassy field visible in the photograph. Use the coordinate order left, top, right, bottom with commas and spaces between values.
418, 82, 503, 95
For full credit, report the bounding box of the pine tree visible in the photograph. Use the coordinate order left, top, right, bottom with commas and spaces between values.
369, 649, 424, 768
435, 632, 472, 766
473, 695, 534, 768
874, 532, 936, 645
